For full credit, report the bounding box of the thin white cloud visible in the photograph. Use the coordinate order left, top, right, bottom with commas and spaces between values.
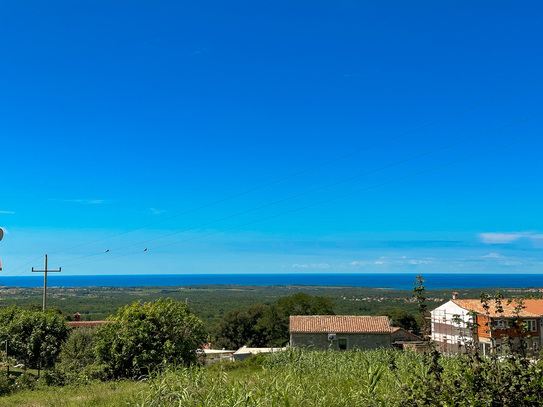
479, 232, 543, 245
482, 252, 504, 259
150, 208, 166, 215
407, 259, 432, 265
0, 211, 14, 214
479, 233, 524, 244
374, 261, 384, 265
292, 263, 330, 269
52, 198, 106, 204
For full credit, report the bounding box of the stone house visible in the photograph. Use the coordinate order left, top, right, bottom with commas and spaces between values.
289, 315, 395, 350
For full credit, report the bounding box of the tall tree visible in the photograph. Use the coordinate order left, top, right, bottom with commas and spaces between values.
0, 306, 71, 369
413, 274, 430, 339
94, 298, 206, 379
261, 293, 335, 346
213, 303, 268, 349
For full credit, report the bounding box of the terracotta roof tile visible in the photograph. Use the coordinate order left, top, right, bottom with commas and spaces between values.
452, 299, 543, 318
290, 315, 392, 333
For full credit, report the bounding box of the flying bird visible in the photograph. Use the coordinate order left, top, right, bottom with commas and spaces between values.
143, 248, 148, 252
105, 249, 110, 253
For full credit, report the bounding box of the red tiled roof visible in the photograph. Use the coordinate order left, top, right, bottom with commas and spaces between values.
290, 315, 392, 333
452, 299, 543, 318
68, 321, 108, 328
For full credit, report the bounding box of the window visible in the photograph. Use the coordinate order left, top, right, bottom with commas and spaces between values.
494, 320, 507, 329
338, 338, 347, 350
525, 320, 537, 332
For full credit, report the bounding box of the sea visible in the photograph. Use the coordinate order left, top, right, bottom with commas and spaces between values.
1, 273, 542, 290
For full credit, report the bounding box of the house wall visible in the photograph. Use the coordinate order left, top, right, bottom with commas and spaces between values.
431, 301, 475, 353
290, 332, 391, 350
477, 315, 541, 339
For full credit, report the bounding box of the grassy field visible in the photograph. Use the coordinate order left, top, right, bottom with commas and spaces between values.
0, 380, 144, 407
2, 348, 541, 406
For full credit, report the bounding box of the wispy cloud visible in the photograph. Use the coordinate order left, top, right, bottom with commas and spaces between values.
0, 210, 15, 214
482, 252, 504, 259
350, 256, 433, 267
292, 263, 330, 269
150, 208, 166, 215
479, 232, 543, 244
52, 199, 106, 204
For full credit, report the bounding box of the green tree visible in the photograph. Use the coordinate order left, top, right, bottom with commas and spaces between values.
261, 293, 335, 346
413, 274, 430, 339
94, 298, 207, 379
213, 303, 268, 349
378, 309, 419, 333
59, 327, 96, 368
0, 306, 70, 369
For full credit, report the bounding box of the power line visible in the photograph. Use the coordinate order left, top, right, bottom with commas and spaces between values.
58, 110, 543, 266
42, 80, 543, 257
63, 131, 543, 270
5, 110, 543, 275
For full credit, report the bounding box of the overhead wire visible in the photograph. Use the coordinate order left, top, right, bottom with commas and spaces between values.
56, 111, 543, 268
64, 131, 543, 270
39, 79, 543, 256
3, 80, 543, 275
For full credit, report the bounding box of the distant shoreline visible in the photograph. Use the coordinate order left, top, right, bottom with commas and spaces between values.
1, 273, 542, 290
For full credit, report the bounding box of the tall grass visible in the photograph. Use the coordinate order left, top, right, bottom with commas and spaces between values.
136, 348, 543, 407
4, 348, 543, 406
136, 349, 428, 406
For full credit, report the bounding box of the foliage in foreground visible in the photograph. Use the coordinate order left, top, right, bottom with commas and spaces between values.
94, 298, 207, 379
0, 379, 144, 407
0, 306, 71, 369
5, 348, 543, 406
137, 348, 543, 407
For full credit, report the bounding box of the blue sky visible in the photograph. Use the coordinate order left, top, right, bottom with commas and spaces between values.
1, 1, 543, 276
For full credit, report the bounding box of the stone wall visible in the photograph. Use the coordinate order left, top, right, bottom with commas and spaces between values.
290, 332, 392, 350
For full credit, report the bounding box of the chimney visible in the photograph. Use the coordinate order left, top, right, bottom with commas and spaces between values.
452, 292, 458, 300
74, 312, 81, 322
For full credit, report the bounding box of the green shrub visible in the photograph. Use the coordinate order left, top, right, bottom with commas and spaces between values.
94, 298, 207, 379
0, 373, 12, 396
13, 372, 35, 391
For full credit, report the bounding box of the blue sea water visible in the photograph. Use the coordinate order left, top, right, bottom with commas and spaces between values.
1, 273, 542, 290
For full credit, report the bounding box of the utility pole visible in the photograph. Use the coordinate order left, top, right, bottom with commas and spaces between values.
32, 254, 61, 311
2, 340, 8, 377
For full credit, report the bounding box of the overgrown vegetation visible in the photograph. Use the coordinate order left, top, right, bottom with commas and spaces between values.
135, 348, 543, 407
2, 280, 543, 405
0, 306, 70, 370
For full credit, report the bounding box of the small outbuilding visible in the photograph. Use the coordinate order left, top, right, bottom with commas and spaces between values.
289, 315, 394, 350
233, 346, 286, 361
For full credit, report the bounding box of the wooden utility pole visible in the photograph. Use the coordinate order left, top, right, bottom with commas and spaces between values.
32, 254, 61, 311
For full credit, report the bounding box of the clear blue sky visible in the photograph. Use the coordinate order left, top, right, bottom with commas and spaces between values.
1, 1, 543, 276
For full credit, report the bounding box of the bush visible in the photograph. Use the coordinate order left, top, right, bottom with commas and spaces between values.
0, 306, 71, 369
0, 373, 12, 396
94, 298, 207, 379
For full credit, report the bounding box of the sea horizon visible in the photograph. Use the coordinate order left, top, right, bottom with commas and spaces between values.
1, 273, 543, 290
